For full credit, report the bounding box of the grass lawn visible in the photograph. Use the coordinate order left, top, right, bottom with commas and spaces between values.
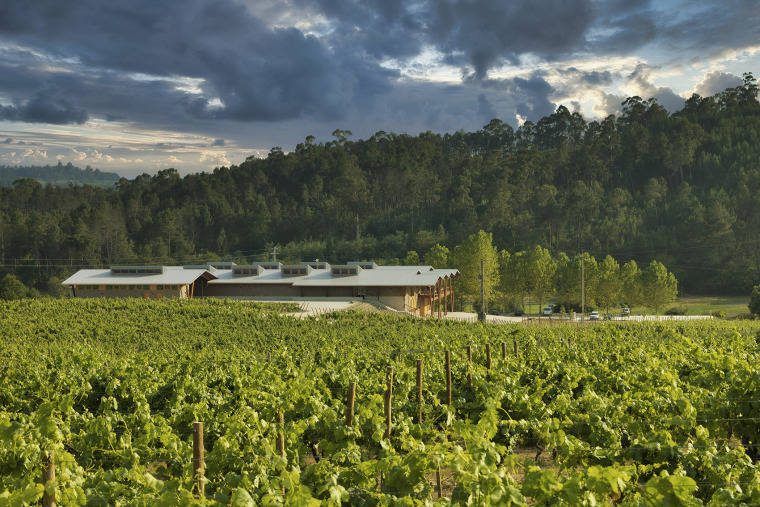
665, 295, 748, 317
517, 295, 748, 317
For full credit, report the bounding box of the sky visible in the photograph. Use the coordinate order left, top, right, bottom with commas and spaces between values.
0, 0, 758, 177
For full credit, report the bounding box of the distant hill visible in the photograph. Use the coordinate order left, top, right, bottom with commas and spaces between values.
0, 162, 120, 187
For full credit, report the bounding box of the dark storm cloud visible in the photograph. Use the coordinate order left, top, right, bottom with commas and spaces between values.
290, 0, 425, 60
494, 74, 557, 120
428, 0, 595, 78
0, 0, 396, 123
558, 68, 616, 87
658, 0, 760, 61
0, 92, 88, 124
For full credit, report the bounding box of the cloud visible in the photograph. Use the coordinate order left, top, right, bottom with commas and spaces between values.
693, 70, 744, 97
0, 0, 397, 123
625, 64, 684, 112
595, 91, 626, 116
211, 138, 225, 146
428, 0, 595, 78
199, 150, 231, 167
3, 137, 11, 144
0, 92, 88, 124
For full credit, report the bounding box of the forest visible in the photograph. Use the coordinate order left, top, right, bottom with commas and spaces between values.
0, 163, 119, 187
0, 73, 758, 296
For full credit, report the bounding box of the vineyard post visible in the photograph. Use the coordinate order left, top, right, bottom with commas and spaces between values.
346, 382, 356, 426
192, 421, 205, 498
384, 366, 394, 439
42, 451, 55, 507
436, 468, 443, 498
467, 345, 472, 386
501, 341, 506, 361
486, 343, 492, 371
416, 359, 423, 424
277, 412, 286, 495
513, 339, 518, 358
445, 350, 452, 405
277, 413, 285, 459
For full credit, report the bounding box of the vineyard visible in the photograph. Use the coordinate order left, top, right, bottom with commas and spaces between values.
3, 299, 760, 505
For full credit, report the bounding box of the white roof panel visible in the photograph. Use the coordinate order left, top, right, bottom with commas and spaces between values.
62, 266, 213, 286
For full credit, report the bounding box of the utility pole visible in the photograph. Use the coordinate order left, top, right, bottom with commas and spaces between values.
270, 246, 279, 262
581, 258, 585, 321
478, 258, 486, 322
355, 214, 360, 241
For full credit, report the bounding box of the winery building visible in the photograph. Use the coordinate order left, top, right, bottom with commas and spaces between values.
62, 261, 459, 317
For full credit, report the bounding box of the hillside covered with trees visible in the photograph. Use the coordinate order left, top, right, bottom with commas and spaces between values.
0, 162, 120, 187
0, 73, 758, 297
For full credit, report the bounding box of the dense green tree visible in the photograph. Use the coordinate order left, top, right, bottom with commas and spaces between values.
0, 274, 27, 300
451, 230, 499, 308
595, 255, 622, 314
403, 250, 420, 265
620, 260, 642, 307
641, 261, 678, 313
500, 250, 531, 310
525, 245, 556, 314
424, 244, 450, 268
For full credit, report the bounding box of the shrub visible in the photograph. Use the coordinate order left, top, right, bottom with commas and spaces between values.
0, 274, 28, 300
712, 310, 726, 319
665, 305, 688, 316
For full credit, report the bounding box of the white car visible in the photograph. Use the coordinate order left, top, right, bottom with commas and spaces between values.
589, 311, 600, 320
542, 307, 553, 316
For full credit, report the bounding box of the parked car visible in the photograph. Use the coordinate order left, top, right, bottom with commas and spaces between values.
589, 311, 600, 320
542, 307, 553, 316
621, 307, 631, 317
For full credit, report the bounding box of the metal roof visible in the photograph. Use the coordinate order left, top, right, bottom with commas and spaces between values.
208, 265, 458, 287
62, 266, 215, 286
291, 267, 458, 287
62, 264, 458, 287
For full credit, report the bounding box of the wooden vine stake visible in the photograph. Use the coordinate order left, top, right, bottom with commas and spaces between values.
445, 350, 452, 405
277, 413, 286, 458
384, 366, 394, 439
467, 345, 472, 386
42, 451, 55, 507
501, 341, 506, 361
436, 468, 443, 498
513, 339, 518, 357
486, 343, 492, 371
345, 382, 356, 426
416, 359, 423, 424
192, 421, 205, 498
277, 412, 286, 494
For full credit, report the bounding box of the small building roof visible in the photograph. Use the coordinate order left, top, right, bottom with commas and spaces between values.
62, 266, 216, 286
